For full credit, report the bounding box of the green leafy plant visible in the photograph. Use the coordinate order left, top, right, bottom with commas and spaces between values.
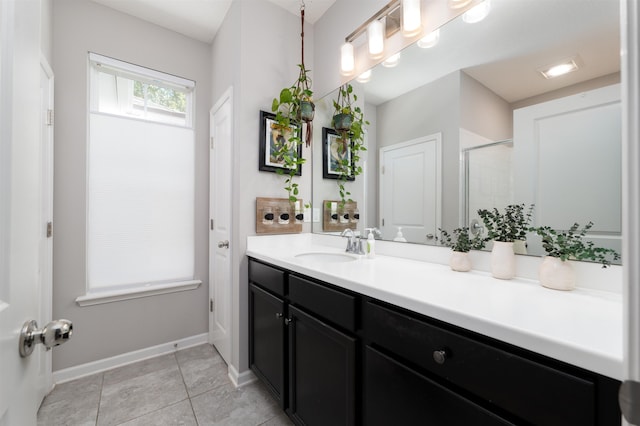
270, 64, 314, 204
331, 84, 368, 207
477, 203, 534, 242
533, 222, 620, 267
437, 227, 486, 253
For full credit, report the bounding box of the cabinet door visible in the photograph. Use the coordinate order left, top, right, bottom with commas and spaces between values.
249, 284, 286, 408
288, 305, 356, 426
364, 345, 515, 426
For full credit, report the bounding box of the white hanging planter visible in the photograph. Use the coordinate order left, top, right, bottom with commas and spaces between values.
538, 256, 575, 291
450, 251, 472, 272
491, 241, 516, 279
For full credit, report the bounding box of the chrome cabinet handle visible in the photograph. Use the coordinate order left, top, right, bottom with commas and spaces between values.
433, 349, 447, 365
284, 318, 293, 325
275, 312, 283, 319
217, 240, 229, 249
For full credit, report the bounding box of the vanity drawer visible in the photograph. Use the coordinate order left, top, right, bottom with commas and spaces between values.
248, 259, 285, 297
289, 274, 356, 332
363, 300, 595, 426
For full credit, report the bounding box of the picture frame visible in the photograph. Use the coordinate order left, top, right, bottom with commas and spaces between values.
322, 127, 355, 181
259, 110, 302, 176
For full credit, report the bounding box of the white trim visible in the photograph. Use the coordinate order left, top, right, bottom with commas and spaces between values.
52, 333, 208, 384
88, 52, 194, 89
75, 279, 201, 306
622, 2, 640, 425
227, 364, 257, 388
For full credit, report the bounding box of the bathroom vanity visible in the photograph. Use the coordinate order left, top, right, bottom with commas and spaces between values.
247, 235, 622, 425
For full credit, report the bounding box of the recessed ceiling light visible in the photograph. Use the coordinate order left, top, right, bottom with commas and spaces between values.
539, 59, 579, 79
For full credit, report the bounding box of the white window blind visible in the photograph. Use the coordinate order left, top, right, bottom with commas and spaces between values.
87, 53, 195, 294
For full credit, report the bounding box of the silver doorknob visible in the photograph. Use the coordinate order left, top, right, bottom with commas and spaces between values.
217, 240, 229, 249
19, 319, 73, 357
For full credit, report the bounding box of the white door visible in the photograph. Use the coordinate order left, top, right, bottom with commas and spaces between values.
209, 88, 233, 364
1, 1, 48, 423
36, 56, 54, 404
379, 134, 442, 244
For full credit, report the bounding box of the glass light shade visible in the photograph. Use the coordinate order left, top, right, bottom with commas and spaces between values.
402, 0, 422, 36
356, 69, 372, 83
368, 20, 384, 58
463, 0, 491, 23
340, 42, 355, 75
382, 52, 401, 68
417, 29, 440, 48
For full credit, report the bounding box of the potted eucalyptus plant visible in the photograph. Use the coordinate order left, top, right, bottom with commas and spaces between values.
533, 221, 619, 290
331, 83, 368, 207
477, 203, 534, 279
438, 227, 486, 272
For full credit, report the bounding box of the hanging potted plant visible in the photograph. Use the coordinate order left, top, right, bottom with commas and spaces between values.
533, 221, 619, 290
437, 227, 486, 272
331, 83, 368, 207
268, 4, 313, 208
477, 203, 534, 279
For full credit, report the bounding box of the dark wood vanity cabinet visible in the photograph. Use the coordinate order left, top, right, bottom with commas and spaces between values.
248, 258, 621, 426
249, 259, 357, 426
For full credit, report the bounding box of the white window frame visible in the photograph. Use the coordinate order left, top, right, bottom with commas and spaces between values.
77, 53, 200, 306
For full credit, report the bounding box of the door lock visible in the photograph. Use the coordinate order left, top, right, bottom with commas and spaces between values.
217, 240, 230, 249
19, 319, 73, 357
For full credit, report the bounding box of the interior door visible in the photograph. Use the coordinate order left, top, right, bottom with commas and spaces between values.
209, 88, 233, 364
0, 1, 47, 423
36, 54, 54, 404
379, 134, 442, 243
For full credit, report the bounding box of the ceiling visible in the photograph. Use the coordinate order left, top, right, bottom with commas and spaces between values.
360, 0, 620, 105
90, 0, 337, 43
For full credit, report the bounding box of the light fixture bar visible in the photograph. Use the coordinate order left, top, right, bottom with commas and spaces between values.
344, 0, 400, 43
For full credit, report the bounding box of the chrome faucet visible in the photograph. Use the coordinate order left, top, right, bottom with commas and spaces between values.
341, 229, 364, 255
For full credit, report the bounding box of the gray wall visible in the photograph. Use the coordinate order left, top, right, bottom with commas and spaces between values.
212, 0, 313, 373
52, 0, 211, 371
376, 71, 461, 231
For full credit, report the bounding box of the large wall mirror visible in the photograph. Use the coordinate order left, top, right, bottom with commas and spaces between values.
312, 0, 622, 264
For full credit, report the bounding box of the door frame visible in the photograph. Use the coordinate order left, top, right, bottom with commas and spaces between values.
208, 87, 233, 364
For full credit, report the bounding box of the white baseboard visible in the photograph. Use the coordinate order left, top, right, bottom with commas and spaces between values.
52, 333, 208, 384
228, 364, 256, 388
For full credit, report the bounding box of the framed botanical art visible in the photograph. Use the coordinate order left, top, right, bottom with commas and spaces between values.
322, 127, 354, 181
259, 110, 302, 176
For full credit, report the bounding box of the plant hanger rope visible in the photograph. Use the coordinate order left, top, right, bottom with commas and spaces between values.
299, 0, 314, 146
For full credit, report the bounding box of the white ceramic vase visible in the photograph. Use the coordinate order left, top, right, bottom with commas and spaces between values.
450, 251, 472, 272
491, 241, 516, 279
539, 256, 575, 291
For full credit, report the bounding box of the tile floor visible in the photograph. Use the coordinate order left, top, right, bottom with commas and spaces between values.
37, 344, 293, 426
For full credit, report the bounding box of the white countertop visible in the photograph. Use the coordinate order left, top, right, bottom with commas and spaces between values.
246, 234, 623, 380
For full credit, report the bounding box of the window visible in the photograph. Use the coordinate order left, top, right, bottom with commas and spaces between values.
80, 53, 199, 305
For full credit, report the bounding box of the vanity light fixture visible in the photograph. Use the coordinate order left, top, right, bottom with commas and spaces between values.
401, 0, 422, 37
382, 52, 401, 68
539, 58, 579, 79
417, 29, 440, 48
462, 0, 491, 23
368, 19, 385, 58
340, 42, 355, 75
356, 69, 372, 83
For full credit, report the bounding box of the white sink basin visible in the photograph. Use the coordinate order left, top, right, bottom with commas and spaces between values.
294, 252, 359, 263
